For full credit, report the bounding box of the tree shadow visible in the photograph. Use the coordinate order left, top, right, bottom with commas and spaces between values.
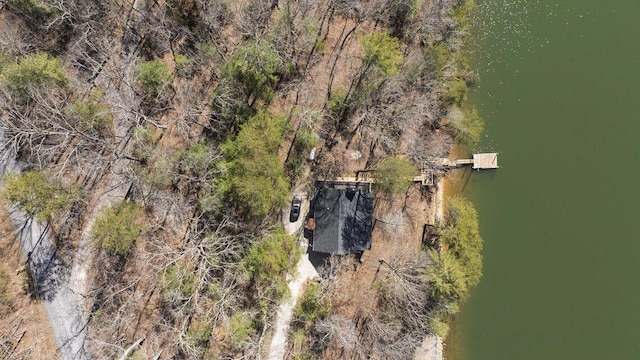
12, 211, 69, 301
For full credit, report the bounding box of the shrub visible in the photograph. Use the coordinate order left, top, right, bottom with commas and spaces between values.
375, 156, 417, 195
442, 78, 468, 105
1, 171, 79, 221
1, 52, 67, 97
427, 312, 450, 338
196, 42, 217, 64
361, 31, 404, 75
294, 126, 319, 150
177, 142, 216, 179
132, 126, 161, 162
135, 60, 173, 95
221, 41, 285, 103
180, 319, 213, 352
66, 91, 113, 137
159, 262, 198, 307
293, 281, 329, 324
446, 106, 484, 145
229, 312, 255, 348
326, 87, 347, 115
174, 54, 193, 76
426, 42, 450, 78
392, 0, 421, 23
6, 0, 54, 16
139, 155, 174, 190
91, 201, 143, 257
438, 195, 483, 288
210, 79, 255, 129
427, 249, 468, 304
244, 230, 300, 300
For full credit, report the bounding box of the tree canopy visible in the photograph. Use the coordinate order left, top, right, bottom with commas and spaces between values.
361, 31, 404, 75
438, 195, 483, 288
91, 201, 143, 257
1, 171, 79, 221
1, 52, 67, 97
221, 111, 290, 218
221, 41, 287, 103
375, 156, 417, 195
135, 60, 173, 96
244, 229, 300, 300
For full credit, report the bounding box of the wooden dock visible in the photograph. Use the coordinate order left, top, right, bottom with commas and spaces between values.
434, 153, 499, 170
317, 153, 498, 189
470, 153, 499, 170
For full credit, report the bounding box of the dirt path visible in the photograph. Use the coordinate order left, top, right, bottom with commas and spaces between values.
267, 195, 319, 360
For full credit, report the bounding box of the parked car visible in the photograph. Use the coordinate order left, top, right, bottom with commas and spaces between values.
289, 195, 302, 222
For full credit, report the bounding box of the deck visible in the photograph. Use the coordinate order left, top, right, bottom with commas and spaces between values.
470, 153, 499, 169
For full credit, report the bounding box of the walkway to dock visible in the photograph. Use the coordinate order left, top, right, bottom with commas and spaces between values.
317, 153, 498, 187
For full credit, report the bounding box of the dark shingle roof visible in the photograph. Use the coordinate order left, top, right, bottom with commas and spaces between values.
312, 188, 373, 255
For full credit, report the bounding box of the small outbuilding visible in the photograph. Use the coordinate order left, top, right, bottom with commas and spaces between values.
312, 187, 374, 255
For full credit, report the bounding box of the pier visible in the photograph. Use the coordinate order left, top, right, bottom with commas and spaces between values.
467, 153, 499, 170
435, 153, 499, 170
317, 153, 499, 188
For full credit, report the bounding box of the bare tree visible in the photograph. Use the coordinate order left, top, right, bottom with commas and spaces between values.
314, 314, 360, 355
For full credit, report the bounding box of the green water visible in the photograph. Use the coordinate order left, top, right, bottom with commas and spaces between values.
459, 0, 640, 359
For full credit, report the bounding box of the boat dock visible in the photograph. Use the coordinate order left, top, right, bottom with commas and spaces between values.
318, 153, 499, 188
466, 153, 499, 170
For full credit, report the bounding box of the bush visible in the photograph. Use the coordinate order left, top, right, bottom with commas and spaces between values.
91, 201, 143, 257
221, 41, 286, 103
326, 87, 348, 115
446, 106, 484, 145
294, 126, 319, 150
427, 249, 468, 304
375, 156, 417, 195
6, 0, 54, 16
177, 142, 216, 180
132, 126, 161, 162
174, 54, 193, 76
442, 78, 468, 105
244, 230, 300, 300
180, 319, 213, 353
361, 31, 404, 75
66, 91, 114, 137
210, 79, 256, 129
1, 52, 67, 97
135, 60, 173, 95
426, 42, 450, 79
438, 195, 483, 289
1, 171, 79, 221
159, 262, 198, 307
229, 312, 255, 348
139, 155, 174, 190
293, 281, 329, 324
427, 312, 450, 338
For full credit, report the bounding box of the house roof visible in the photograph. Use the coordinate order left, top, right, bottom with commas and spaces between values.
312, 188, 374, 255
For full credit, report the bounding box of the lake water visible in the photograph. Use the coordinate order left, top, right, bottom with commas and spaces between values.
457, 0, 640, 359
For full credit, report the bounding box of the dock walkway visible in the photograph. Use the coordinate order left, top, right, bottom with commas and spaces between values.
317, 153, 498, 188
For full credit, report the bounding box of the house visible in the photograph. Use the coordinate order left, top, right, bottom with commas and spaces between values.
312, 187, 374, 255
